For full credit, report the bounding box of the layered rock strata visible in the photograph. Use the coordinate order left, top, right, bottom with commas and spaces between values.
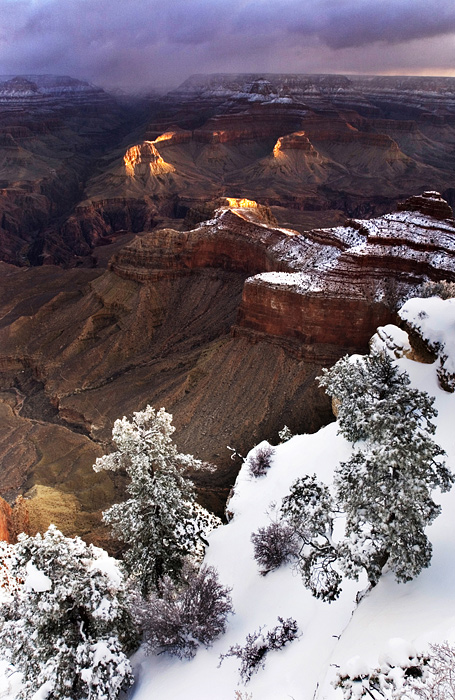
1, 193, 454, 542
234, 192, 455, 360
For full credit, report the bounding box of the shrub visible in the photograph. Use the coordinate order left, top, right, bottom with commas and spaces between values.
139, 564, 233, 659
251, 522, 299, 575
247, 444, 275, 478
278, 425, 293, 443
334, 642, 427, 699
219, 617, 298, 684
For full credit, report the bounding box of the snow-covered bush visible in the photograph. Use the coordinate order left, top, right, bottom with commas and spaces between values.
220, 617, 298, 684
247, 444, 275, 478
251, 522, 299, 575
335, 638, 428, 699
0, 525, 136, 700
417, 280, 455, 300
319, 351, 453, 587
280, 475, 342, 601
405, 641, 455, 700
0, 541, 20, 597
335, 640, 455, 699
138, 564, 233, 659
94, 405, 219, 595
278, 425, 293, 443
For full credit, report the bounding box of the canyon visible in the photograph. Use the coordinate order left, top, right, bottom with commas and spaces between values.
1, 74, 455, 545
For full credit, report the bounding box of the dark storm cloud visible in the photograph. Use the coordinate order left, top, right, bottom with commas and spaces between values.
0, 0, 454, 89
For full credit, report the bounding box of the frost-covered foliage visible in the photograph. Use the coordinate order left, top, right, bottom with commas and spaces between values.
246, 444, 275, 478
319, 352, 452, 587
335, 642, 427, 699
137, 564, 233, 659
251, 522, 299, 575
0, 541, 20, 597
278, 425, 293, 443
280, 475, 341, 601
318, 352, 439, 445
220, 617, 298, 683
333, 638, 455, 700
417, 280, 455, 300
0, 526, 136, 700
407, 642, 455, 700
94, 405, 220, 595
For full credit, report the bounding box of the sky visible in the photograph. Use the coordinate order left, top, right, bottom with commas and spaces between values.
1, 0, 455, 91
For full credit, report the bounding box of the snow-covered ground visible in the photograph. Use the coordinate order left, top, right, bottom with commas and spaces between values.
1, 296, 455, 699
131, 298, 455, 700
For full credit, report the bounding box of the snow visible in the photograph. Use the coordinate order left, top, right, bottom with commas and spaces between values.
400, 296, 455, 373
89, 547, 123, 589
23, 561, 52, 593
30, 681, 53, 700
129, 297, 455, 700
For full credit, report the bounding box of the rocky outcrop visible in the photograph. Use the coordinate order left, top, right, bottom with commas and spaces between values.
110, 207, 291, 281
273, 132, 317, 155
233, 193, 455, 357
397, 191, 455, 222
0, 496, 12, 542
123, 141, 175, 178
234, 274, 394, 363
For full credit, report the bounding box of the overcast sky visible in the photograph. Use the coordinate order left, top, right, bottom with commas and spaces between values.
1, 0, 455, 91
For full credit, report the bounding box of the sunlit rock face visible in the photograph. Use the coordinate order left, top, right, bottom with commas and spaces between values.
273, 132, 318, 157
123, 141, 175, 178
0, 496, 12, 542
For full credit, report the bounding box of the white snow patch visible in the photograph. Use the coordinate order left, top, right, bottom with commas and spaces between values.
400, 296, 455, 373
24, 561, 52, 593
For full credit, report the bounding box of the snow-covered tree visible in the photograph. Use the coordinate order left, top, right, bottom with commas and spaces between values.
0, 525, 136, 700
319, 351, 453, 586
280, 475, 342, 601
138, 563, 233, 659
94, 405, 220, 595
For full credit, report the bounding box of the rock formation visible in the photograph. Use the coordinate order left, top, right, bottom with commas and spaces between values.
1, 193, 454, 543
2, 72, 455, 266
2, 71, 455, 544
0, 497, 12, 542
123, 141, 175, 178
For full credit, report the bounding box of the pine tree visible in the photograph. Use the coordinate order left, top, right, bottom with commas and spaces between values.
0, 526, 135, 700
319, 351, 453, 586
94, 405, 220, 595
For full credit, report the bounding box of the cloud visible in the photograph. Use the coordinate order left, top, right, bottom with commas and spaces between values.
0, 0, 454, 89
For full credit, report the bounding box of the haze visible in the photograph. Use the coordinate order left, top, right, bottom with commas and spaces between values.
1, 0, 455, 91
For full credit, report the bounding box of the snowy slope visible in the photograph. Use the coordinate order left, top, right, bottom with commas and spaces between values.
1, 298, 454, 700
131, 299, 455, 700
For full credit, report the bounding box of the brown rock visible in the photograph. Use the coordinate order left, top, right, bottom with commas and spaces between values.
398, 191, 454, 221
0, 496, 12, 542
